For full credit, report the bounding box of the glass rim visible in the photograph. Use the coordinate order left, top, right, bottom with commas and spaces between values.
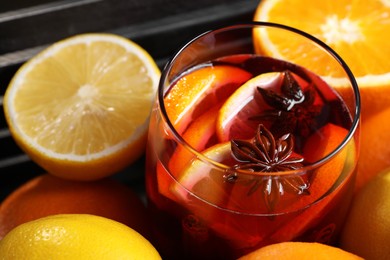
158, 21, 361, 176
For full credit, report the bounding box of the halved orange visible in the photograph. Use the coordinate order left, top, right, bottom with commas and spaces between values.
254, 0, 390, 118
164, 65, 252, 134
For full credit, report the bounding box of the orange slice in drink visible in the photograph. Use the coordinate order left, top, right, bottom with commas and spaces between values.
216, 72, 283, 142
291, 123, 349, 210
171, 142, 271, 248
164, 66, 252, 134
169, 122, 350, 248
270, 123, 351, 242
156, 105, 220, 200
168, 104, 220, 177
172, 142, 233, 205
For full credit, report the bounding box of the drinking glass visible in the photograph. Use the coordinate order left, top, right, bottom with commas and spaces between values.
145, 22, 360, 259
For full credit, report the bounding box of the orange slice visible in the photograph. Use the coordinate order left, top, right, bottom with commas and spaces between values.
156, 105, 219, 200
181, 123, 349, 213
286, 123, 349, 211
3, 33, 160, 180
172, 142, 233, 205
168, 122, 351, 248
168, 104, 219, 177
216, 72, 283, 142
171, 142, 268, 249
270, 123, 351, 242
164, 65, 252, 134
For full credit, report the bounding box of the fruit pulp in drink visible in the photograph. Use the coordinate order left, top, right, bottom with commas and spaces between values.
145, 54, 357, 259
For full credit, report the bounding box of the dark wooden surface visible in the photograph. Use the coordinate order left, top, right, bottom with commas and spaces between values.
0, 0, 260, 201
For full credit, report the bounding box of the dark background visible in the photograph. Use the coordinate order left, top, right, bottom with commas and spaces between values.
0, 0, 260, 200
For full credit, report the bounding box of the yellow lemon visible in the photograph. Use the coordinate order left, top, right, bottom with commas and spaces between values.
340, 169, 390, 260
3, 33, 160, 180
0, 214, 161, 259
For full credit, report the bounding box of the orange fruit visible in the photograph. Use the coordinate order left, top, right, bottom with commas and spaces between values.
3, 33, 160, 180
0, 174, 151, 240
253, 0, 390, 118
164, 65, 252, 134
340, 169, 390, 260
355, 107, 390, 191
0, 214, 161, 259
238, 241, 363, 260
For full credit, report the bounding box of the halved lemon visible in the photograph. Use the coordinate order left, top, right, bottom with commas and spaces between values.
4, 33, 160, 180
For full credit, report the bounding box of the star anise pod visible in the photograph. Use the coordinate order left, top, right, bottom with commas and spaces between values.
229, 124, 309, 212
252, 70, 323, 140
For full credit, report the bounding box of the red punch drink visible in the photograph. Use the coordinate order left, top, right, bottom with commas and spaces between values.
145, 24, 360, 259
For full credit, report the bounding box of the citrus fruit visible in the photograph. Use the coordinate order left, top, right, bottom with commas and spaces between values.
238, 241, 363, 260
172, 141, 233, 205
3, 33, 160, 180
170, 123, 352, 247
0, 174, 151, 240
266, 123, 351, 242
340, 169, 390, 260
253, 0, 390, 118
165, 104, 219, 181
286, 123, 349, 210
0, 214, 161, 259
164, 65, 252, 134
355, 107, 390, 191
156, 105, 220, 201
217, 72, 283, 142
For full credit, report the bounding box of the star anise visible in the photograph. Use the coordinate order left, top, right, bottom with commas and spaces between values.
252, 70, 323, 140
228, 124, 309, 212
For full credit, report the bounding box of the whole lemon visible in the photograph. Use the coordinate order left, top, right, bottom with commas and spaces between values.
0, 214, 161, 260
340, 169, 390, 259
